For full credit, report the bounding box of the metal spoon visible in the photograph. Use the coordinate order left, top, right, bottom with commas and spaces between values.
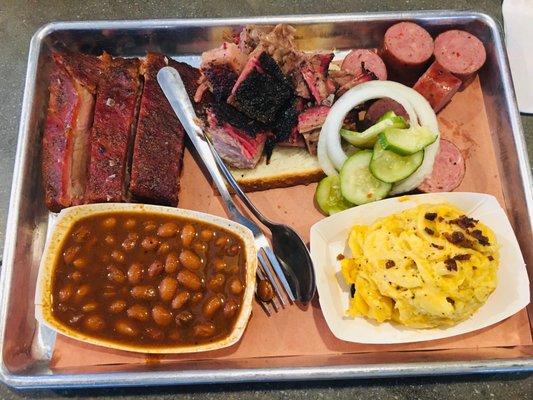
157, 66, 316, 304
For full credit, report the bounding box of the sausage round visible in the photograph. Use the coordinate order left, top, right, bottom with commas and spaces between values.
418, 139, 465, 193
341, 49, 387, 80
364, 98, 409, 126
413, 61, 462, 113
433, 30, 486, 82
380, 22, 434, 85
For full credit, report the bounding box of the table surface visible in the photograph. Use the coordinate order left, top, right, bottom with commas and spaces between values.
0, 0, 531, 398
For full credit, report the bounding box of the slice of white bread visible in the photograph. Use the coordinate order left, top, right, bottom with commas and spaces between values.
230, 147, 324, 191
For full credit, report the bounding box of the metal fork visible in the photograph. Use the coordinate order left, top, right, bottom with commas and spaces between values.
157, 67, 295, 313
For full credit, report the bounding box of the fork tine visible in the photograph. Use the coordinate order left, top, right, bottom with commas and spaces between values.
257, 256, 282, 312
262, 246, 296, 303
258, 249, 287, 307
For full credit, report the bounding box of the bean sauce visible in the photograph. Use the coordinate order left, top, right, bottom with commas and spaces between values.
51, 212, 246, 347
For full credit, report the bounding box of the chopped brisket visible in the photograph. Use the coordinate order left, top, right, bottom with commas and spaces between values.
298, 105, 330, 133
301, 129, 321, 155
206, 108, 267, 169
210, 102, 266, 136
300, 52, 335, 105
200, 42, 248, 74
42, 52, 103, 212
197, 42, 247, 103
85, 55, 141, 203
229, 52, 294, 124
334, 69, 376, 97
129, 53, 198, 206
202, 63, 238, 102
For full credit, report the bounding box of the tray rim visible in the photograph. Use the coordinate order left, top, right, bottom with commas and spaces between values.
1, 9, 532, 389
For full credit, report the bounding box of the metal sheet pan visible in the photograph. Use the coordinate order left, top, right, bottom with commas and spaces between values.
1, 11, 532, 389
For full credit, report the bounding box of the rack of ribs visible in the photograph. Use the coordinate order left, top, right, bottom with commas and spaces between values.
41, 52, 103, 212
128, 53, 200, 206
84, 54, 141, 203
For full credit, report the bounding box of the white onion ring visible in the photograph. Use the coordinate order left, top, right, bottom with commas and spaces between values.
317, 80, 440, 194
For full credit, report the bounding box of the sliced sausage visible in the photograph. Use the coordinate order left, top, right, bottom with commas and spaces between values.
380, 22, 434, 85
433, 30, 486, 82
341, 49, 387, 80
413, 61, 462, 113
364, 98, 409, 127
418, 139, 465, 193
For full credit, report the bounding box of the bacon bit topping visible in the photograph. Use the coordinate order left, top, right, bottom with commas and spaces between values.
424, 227, 434, 235
471, 229, 490, 246
431, 243, 444, 250
488, 255, 494, 261
443, 231, 474, 248
438, 216, 444, 222
424, 212, 437, 221
444, 258, 458, 271
453, 254, 471, 261
385, 260, 396, 269
450, 215, 478, 229
336, 253, 345, 261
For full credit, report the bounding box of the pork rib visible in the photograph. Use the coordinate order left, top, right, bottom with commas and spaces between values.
129, 53, 199, 206
85, 54, 141, 203
41, 52, 102, 212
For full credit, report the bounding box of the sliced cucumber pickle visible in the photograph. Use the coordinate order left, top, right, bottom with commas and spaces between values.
380, 125, 438, 155
340, 112, 408, 148
315, 175, 353, 215
339, 150, 392, 205
369, 135, 424, 183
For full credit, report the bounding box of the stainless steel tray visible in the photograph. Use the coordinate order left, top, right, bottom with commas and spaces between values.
1, 11, 532, 389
